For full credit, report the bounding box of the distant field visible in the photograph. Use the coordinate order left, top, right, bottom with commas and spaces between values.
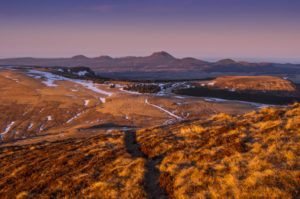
0, 67, 256, 145
174, 76, 300, 105
200, 76, 297, 91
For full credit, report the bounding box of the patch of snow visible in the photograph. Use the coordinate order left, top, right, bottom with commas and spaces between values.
5, 76, 19, 82
14, 130, 18, 135
57, 68, 64, 72
207, 82, 215, 86
202, 97, 277, 110
76, 81, 113, 96
47, 116, 52, 121
25, 69, 113, 96
39, 124, 45, 131
201, 84, 205, 86
26, 70, 60, 87
174, 96, 185, 99
119, 87, 141, 95
84, 100, 89, 106
202, 97, 228, 102
23, 108, 31, 116
99, 98, 106, 103
74, 70, 88, 76
145, 98, 182, 120
71, 89, 78, 92
1, 121, 15, 135
163, 119, 176, 125
125, 115, 129, 120
28, 123, 33, 130
176, 102, 186, 105
66, 111, 85, 123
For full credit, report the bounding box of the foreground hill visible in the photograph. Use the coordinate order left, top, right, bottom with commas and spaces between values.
0, 52, 299, 81
0, 103, 299, 198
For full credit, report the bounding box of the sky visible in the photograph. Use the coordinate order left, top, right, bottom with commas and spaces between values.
0, 0, 300, 63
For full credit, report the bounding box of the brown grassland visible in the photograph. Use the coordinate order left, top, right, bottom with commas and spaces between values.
0, 68, 299, 198
137, 103, 300, 198
0, 131, 146, 199
0, 103, 299, 198
198, 76, 296, 92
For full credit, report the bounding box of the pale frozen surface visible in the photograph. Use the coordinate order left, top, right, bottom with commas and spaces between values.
66, 111, 85, 123
75, 71, 88, 76
25, 69, 113, 96
1, 121, 15, 138
84, 100, 89, 106
145, 98, 182, 120
76, 81, 112, 96
119, 87, 141, 95
47, 116, 52, 121
99, 98, 106, 103
5, 76, 19, 82
28, 123, 34, 130
39, 124, 45, 131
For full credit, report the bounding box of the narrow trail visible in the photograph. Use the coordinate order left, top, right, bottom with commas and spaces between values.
124, 131, 168, 199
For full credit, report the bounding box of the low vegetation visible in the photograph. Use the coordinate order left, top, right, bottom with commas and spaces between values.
137, 103, 300, 198
0, 131, 146, 199
205, 76, 296, 91
124, 84, 161, 93
0, 103, 299, 198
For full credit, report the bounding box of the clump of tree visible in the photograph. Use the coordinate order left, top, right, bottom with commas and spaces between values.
49, 66, 108, 84
124, 84, 161, 93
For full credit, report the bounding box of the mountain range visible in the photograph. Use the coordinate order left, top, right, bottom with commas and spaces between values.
0, 51, 299, 80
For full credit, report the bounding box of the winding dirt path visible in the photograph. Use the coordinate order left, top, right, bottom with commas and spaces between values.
124, 130, 168, 199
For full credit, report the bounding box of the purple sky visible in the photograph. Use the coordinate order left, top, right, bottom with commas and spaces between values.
0, 0, 299, 62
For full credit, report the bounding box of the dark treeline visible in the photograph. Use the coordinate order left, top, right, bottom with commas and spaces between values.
124, 84, 161, 93
173, 87, 300, 105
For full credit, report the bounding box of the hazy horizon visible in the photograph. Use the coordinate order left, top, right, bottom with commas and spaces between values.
0, 53, 299, 64
1, 0, 299, 63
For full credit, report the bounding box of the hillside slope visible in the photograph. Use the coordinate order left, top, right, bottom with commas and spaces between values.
0, 103, 299, 198
201, 76, 296, 91
137, 103, 300, 198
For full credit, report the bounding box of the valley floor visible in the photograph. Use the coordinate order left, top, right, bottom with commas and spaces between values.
0, 67, 258, 146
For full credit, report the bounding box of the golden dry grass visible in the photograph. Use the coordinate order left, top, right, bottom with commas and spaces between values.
136, 103, 300, 198
2, 68, 298, 198
0, 68, 255, 144
198, 76, 296, 91
0, 131, 146, 199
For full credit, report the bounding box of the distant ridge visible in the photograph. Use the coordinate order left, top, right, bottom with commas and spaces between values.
0, 51, 299, 80
150, 51, 175, 59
